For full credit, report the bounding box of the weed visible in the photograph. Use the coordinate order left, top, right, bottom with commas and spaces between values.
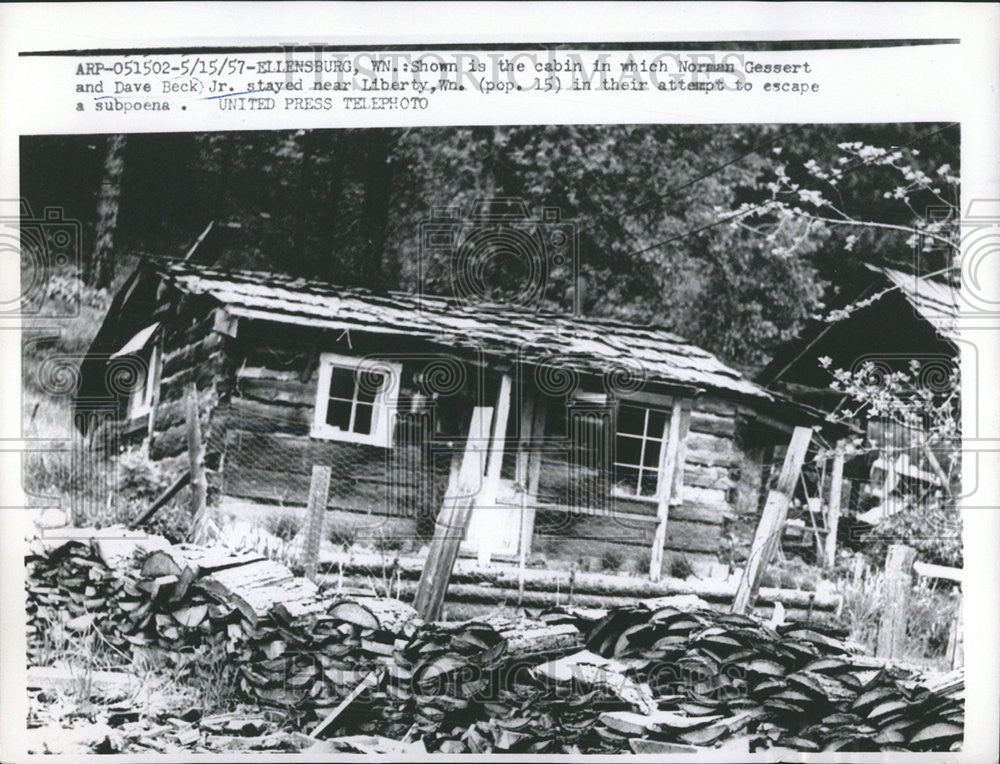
264, 511, 303, 542
599, 548, 623, 572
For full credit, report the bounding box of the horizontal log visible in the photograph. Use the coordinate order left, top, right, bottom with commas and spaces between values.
683, 463, 733, 490
688, 410, 737, 438
692, 397, 738, 418
161, 332, 225, 379
152, 386, 217, 432
686, 432, 736, 456
320, 573, 838, 613
236, 377, 316, 407
228, 396, 313, 435
157, 354, 226, 401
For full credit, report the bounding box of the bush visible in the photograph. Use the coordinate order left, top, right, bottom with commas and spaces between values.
600, 548, 623, 572
264, 511, 303, 542
669, 554, 695, 580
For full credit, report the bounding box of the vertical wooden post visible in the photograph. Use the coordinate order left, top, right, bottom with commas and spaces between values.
947, 590, 963, 669
477, 374, 512, 566
414, 406, 491, 621
649, 400, 684, 582
876, 543, 916, 660
731, 426, 812, 614
185, 383, 209, 544
303, 465, 331, 582
824, 447, 845, 567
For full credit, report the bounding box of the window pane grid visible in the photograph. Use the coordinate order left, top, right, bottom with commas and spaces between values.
615, 403, 667, 497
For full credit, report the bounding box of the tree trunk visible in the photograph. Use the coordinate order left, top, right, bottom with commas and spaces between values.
90, 134, 127, 289
357, 130, 394, 291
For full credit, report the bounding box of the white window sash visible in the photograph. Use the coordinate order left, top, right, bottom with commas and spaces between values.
311, 352, 401, 448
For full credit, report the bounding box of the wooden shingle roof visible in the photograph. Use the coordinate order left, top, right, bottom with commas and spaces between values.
160, 261, 773, 402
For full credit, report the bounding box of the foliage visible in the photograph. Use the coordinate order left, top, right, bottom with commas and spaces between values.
599, 548, 624, 572
22, 125, 956, 373
263, 511, 303, 543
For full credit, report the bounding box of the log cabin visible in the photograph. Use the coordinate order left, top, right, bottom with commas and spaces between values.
76, 259, 832, 578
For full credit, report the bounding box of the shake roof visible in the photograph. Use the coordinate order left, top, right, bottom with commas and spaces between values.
160, 261, 772, 402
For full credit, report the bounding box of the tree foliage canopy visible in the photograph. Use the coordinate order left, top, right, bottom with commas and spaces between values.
20, 123, 958, 373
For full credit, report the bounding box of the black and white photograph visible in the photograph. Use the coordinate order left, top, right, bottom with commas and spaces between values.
16, 121, 967, 755
0, 4, 997, 762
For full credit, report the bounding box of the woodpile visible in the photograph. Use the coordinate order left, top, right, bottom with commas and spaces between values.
341, 601, 963, 753
26, 530, 963, 753
26, 530, 420, 723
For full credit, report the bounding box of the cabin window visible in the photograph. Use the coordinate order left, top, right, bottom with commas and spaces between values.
125, 346, 158, 421
311, 353, 401, 447
613, 403, 668, 498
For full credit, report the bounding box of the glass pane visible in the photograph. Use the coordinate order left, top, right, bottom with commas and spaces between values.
640, 470, 660, 497
328, 366, 356, 401
615, 434, 642, 468
357, 370, 385, 405
617, 405, 645, 436
326, 398, 352, 429
643, 438, 662, 468
614, 464, 639, 494
647, 408, 668, 437
354, 402, 374, 435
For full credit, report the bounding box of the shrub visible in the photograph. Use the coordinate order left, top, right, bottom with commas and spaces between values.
264, 511, 303, 542
669, 554, 695, 580
600, 548, 623, 572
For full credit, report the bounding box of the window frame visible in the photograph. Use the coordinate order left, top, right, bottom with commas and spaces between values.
612, 400, 671, 500
310, 352, 402, 448
125, 345, 158, 424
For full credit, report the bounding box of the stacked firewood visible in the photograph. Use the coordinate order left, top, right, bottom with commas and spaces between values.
26, 532, 420, 722
26, 534, 963, 753
350, 601, 963, 753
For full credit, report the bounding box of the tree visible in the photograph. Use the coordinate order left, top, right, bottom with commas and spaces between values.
89, 134, 127, 289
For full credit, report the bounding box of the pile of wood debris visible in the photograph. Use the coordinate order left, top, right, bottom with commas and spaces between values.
26, 529, 963, 754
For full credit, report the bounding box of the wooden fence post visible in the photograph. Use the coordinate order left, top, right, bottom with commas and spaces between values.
303, 465, 331, 582
185, 383, 209, 545
413, 406, 492, 621
731, 426, 812, 614
876, 543, 917, 660
824, 447, 845, 567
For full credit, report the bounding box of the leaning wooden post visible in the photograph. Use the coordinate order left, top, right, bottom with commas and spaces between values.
477, 374, 512, 566
185, 383, 210, 545
824, 446, 845, 567
731, 426, 813, 614
649, 400, 685, 581
413, 406, 491, 621
876, 543, 916, 659
303, 465, 331, 582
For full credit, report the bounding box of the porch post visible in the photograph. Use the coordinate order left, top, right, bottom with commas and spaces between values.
649, 399, 686, 581
477, 373, 513, 566
413, 406, 492, 621
824, 445, 845, 567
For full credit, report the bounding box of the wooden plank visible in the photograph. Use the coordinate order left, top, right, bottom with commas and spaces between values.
413, 406, 492, 621
649, 400, 684, 581
824, 448, 845, 567
913, 560, 963, 583
671, 401, 692, 507
128, 469, 191, 529
186, 383, 210, 545
471, 374, 513, 566
303, 466, 331, 582
876, 544, 917, 659
308, 668, 383, 739
731, 426, 812, 614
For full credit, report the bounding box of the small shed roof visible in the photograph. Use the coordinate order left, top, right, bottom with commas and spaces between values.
866, 265, 959, 343
159, 261, 773, 402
